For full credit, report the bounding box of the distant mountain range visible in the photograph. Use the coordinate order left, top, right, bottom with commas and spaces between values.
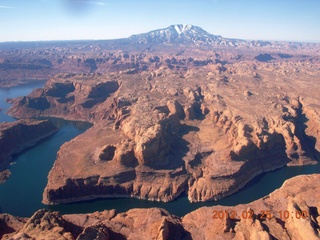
1, 24, 318, 51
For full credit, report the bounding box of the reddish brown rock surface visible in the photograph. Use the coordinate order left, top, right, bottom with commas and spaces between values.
6, 49, 320, 205
2, 25, 320, 240
1, 174, 319, 239
1, 26, 319, 88
0, 119, 58, 183
3, 25, 320, 205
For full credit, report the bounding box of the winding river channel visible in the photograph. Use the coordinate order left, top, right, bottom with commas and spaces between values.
0, 82, 319, 217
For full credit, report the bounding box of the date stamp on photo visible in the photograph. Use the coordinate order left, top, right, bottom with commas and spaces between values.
212, 209, 309, 220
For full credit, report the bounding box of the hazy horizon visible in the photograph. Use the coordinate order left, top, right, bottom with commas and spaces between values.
0, 0, 319, 43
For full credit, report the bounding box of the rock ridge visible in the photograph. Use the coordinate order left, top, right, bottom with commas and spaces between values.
0, 119, 58, 183
5, 41, 320, 205
1, 174, 320, 240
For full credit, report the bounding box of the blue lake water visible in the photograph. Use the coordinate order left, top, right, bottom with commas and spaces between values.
0, 82, 319, 217
0, 82, 47, 122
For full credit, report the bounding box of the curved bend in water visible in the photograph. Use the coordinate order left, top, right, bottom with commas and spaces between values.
0, 83, 319, 217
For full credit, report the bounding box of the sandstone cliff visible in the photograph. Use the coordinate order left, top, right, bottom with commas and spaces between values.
1, 174, 319, 240
7, 54, 320, 204
0, 119, 58, 183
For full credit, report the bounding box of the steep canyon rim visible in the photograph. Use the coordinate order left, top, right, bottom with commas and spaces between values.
0, 82, 320, 219
0, 25, 320, 225
10, 57, 319, 206
2, 174, 320, 240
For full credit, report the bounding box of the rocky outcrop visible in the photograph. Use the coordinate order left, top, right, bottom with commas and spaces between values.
2, 174, 320, 239
1, 29, 319, 88
0, 209, 81, 240
2, 26, 320, 240
183, 174, 320, 240
0, 119, 58, 183
7, 75, 120, 122
6, 54, 320, 204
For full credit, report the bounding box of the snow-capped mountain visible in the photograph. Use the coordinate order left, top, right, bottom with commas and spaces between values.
129, 24, 223, 45
129, 24, 274, 47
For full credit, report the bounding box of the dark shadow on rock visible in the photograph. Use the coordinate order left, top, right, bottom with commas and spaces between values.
57, 95, 75, 104
309, 206, 319, 220
45, 82, 75, 98
81, 98, 106, 108
294, 104, 320, 161
151, 124, 199, 170
0, 218, 16, 237
81, 81, 120, 108
62, 218, 84, 239
84, 58, 97, 72
153, 136, 190, 170
259, 222, 278, 240
189, 151, 213, 168
159, 218, 192, 240
189, 152, 203, 168
231, 132, 291, 167
255, 53, 275, 62
24, 96, 51, 110
278, 53, 293, 59
107, 230, 127, 240
178, 124, 200, 136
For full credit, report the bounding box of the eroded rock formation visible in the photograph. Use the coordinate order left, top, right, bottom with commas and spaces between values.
6, 53, 320, 204
0, 119, 58, 183
1, 174, 320, 240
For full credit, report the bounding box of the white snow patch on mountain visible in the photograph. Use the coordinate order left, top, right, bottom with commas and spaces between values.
174, 24, 193, 35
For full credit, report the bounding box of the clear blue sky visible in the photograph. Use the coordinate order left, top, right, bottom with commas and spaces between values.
0, 0, 319, 42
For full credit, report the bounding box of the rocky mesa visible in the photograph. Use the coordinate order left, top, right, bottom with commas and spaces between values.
0, 119, 58, 183
1, 174, 319, 239
2, 25, 320, 239
7, 47, 320, 205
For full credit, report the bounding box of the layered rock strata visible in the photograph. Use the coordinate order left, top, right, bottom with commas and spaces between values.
1, 174, 319, 240
7, 56, 320, 204
0, 119, 58, 183
1, 24, 320, 88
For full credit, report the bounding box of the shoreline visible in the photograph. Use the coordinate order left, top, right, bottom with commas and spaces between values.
43, 159, 319, 209
0, 119, 59, 183
0, 79, 48, 89
2, 174, 320, 239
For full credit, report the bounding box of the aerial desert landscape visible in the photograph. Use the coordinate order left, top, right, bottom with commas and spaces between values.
0, 23, 320, 239
1, 174, 319, 239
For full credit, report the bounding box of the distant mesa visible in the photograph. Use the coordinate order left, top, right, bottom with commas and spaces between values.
278, 53, 293, 59
254, 53, 276, 62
